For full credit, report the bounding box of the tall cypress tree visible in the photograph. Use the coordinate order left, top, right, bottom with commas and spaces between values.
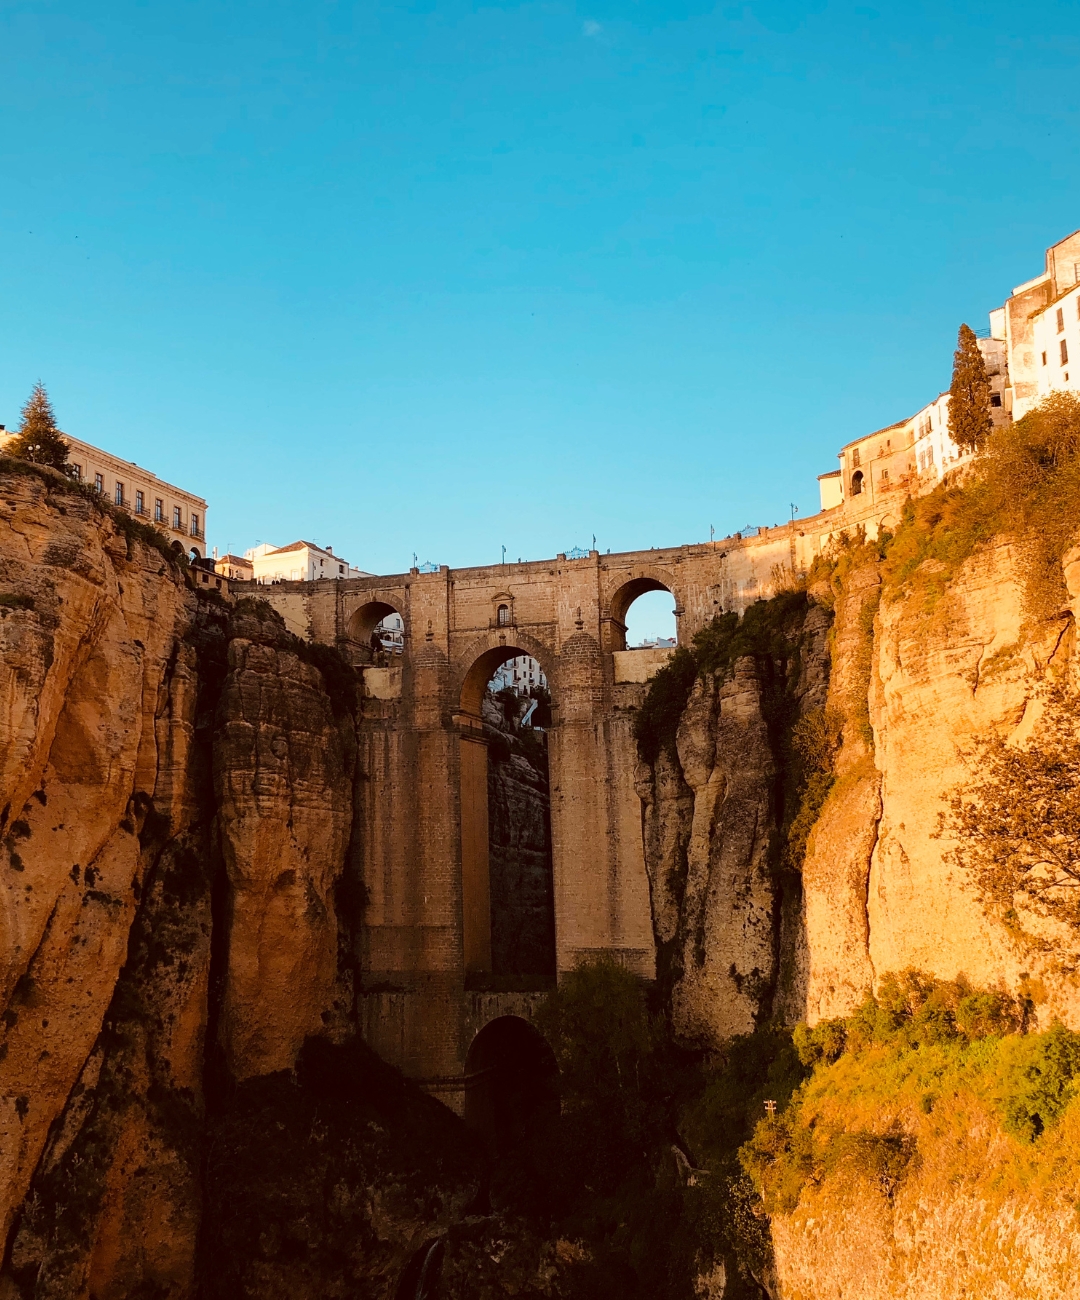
947, 323, 993, 453
5, 382, 71, 472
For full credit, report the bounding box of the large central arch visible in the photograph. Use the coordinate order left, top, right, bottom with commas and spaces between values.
456, 633, 557, 982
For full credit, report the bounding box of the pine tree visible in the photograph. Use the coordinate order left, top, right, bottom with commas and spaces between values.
947, 323, 993, 453
5, 382, 71, 472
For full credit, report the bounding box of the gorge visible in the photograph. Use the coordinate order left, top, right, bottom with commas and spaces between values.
2, 394, 1080, 1299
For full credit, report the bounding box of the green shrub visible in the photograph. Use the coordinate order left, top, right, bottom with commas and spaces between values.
738, 972, 1080, 1220
999, 1024, 1080, 1142
631, 647, 697, 764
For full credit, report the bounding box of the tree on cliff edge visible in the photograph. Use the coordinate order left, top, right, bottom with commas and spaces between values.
948, 323, 993, 453
6, 382, 71, 472
942, 685, 1080, 940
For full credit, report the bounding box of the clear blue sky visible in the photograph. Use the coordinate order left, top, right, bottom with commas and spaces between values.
3, 1, 1079, 591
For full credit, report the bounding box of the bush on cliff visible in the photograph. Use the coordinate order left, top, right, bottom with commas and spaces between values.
739, 972, 1080, 1218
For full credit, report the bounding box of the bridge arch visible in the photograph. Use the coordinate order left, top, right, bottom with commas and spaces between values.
456, 634, 558, 981
454, 630, 557, 719
604, 569, 682, 652
463, 1015, 559, 1156
347, 599, 406, 663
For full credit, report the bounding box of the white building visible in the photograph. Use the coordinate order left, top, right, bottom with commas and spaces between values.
991, 227, 1080, 420
0, 428, 208, 557
489, 655, 546, 695
817, 228, 1080, 515
246, 540, 369, 584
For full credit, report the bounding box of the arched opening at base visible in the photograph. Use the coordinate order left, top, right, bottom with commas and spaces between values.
464, 1016, 559, 1158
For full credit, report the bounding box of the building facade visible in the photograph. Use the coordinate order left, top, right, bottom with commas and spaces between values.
246, 539, 369, 584
214, 553, 254, 581
817, 229, 1080, 516
489, 654, 547, 695
992, 227, 1080, 420
0, 429, 208, 556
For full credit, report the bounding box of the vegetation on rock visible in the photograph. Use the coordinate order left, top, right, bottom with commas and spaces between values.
740, 971, 1080, 1219
531, 957, 793, 1298
881, 390, 1080, 617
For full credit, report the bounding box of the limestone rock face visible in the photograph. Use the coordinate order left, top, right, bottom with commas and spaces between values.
0, 469, 195, 1252
865, 542, 1079, 1025
637, 600, 831, 1045
797, 561, 881, 1021
0, 470, 362, 1296
769, 1116, 1080, 1300
215, 633, 355, 1079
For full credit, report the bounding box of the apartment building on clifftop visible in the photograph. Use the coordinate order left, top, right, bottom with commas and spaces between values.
0, 427, 208, 557
817, 227, 1080, 517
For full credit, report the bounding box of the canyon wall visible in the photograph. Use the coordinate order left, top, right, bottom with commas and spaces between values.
0, 467, 544, 1299
632, 531, 1080, 1300
4, 458, 1079, 1300
637, 542, 1080, 1049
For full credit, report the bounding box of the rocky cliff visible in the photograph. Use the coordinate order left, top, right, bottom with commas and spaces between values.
632, 479, 1080, 1297
0, 465, 565, 1299
4, 440, 1080, 1300
637, 540, 1080, 1046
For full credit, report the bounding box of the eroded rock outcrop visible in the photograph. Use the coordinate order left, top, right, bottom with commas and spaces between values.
636, 597, 831, 1045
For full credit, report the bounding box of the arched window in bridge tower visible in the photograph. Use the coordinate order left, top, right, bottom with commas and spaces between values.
497, 603, 511, 627
851, 470, 864, 496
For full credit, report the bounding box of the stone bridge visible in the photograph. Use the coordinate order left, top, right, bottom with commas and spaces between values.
255, 526, 822, 1096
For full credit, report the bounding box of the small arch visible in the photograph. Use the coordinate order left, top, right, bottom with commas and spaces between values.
464, 1016, 559, 1156
347, 600, 405, 663
851, 470, 864, 496
607, 575, 678, 652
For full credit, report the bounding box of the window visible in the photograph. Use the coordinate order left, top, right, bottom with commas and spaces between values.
338, 564, 344, 574
191, 512, 200, 537
1062, 340, 1070, 366
71, 463, 82, 481
115, 481, 124, 506
173, 506, 182, 529
497, 603, 511, 626
94, 472, 104, 493
991, 393, 1002, 407
1057, 308, 1065, 332
851, 447, 860, 467
135, 490, 144, 514
1042, 352, 1048, 366
290, 569, 300, 581
880, 467, 890, 483
851, 470, 864, 496
155, 498, 164, 521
